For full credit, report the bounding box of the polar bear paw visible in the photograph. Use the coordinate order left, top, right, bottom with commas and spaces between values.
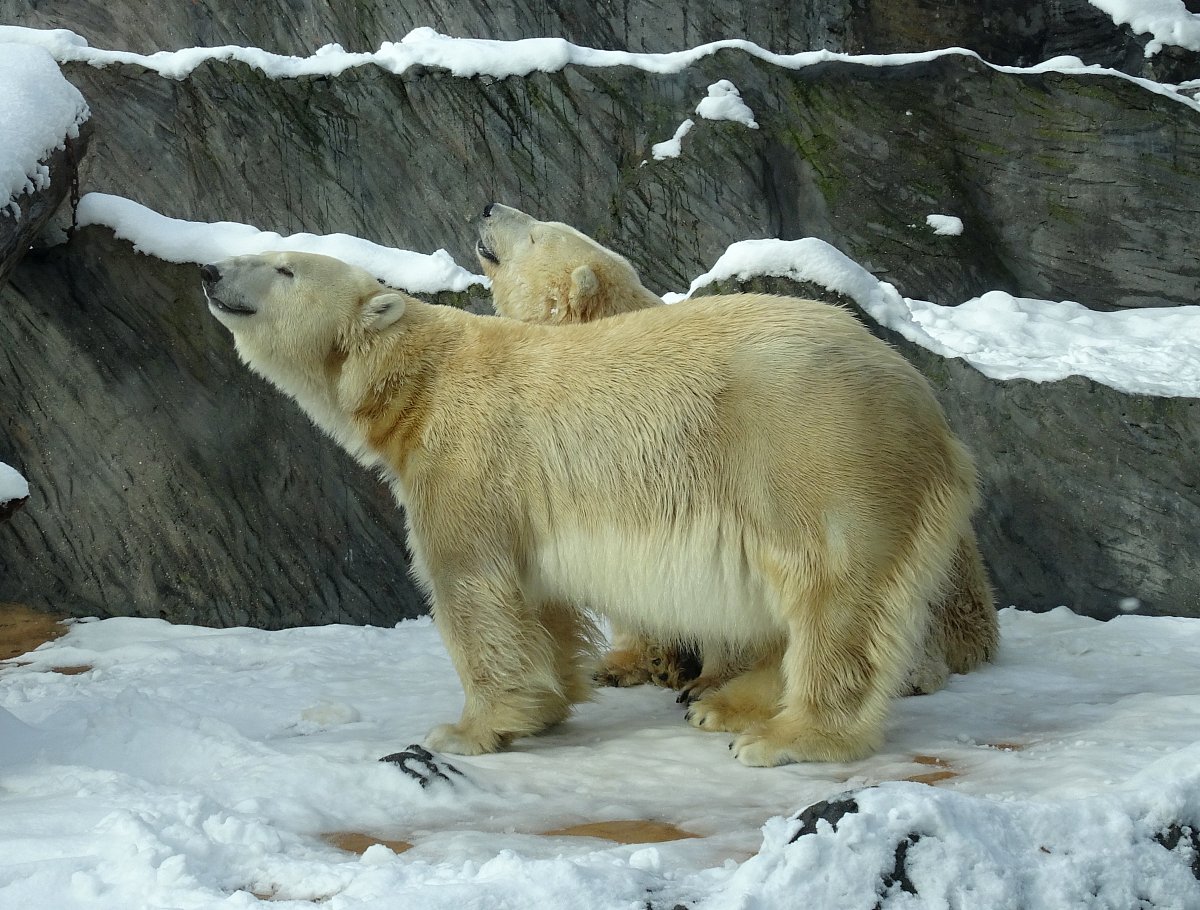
686, 691, 770, 734
903, 654, 950, 696
731, 730, 799, 767
732, 725, 878, 767
424, 722, 504, 756
595, 641, 701, 690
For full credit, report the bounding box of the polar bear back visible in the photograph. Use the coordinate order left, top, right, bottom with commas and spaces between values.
400, 292, 974, 644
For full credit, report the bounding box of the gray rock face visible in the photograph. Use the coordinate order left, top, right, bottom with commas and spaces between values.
1, 1, 1197, 623
0, 0, 1185, 73
45, 47, 1200, 309
0, 497, 28, 524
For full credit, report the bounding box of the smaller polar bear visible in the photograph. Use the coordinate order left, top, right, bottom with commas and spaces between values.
203, 247, 980, 766
474, 203, 999, 701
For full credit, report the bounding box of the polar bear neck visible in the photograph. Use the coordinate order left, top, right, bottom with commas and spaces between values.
335, 300, 471, 482
250, 350, 383, 474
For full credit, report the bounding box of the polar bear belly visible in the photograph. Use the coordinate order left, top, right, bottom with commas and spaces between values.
533, 519, 784, 645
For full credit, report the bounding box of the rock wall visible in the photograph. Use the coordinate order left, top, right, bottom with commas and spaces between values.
1, 1, 1198, 623
3, 0, 1190, 74
38, 47, 1200, 307
2, 227, 427, 627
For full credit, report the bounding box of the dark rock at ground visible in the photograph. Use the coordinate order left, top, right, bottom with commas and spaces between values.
788, 791, 920, 906
1155, 823, 1200, 881
0, 496, 29, 524
877, 834, 921, 903
789, 794, 861, 841
379, 745, 466, 789
0, 122, 90, 288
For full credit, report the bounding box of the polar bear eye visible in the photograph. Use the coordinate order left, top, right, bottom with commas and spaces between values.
276, 265, 294, 278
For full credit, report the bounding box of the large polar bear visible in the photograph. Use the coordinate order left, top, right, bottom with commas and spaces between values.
473, 203, 999, 701
202, 247, 980, 766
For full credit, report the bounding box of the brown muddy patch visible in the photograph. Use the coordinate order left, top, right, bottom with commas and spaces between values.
322, 831, 415, 855
541, 819, 700, 844
321, 817, 700, 859
0, 602, 70, 662
904, 754, 959, 785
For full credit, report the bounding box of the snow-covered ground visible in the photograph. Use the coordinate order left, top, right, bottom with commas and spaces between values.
2, 608, 1199, 909
3, 10, 1200, 907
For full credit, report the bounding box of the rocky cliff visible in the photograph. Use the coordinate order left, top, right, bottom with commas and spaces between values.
1, 1, 1197, 624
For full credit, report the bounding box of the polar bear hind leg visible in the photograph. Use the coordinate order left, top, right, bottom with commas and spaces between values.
733, 485, 967, 766
686, 651, 783, 733
540, 600, 602, 707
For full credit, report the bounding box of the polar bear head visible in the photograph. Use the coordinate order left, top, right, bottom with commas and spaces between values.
473, 203, 662, 324
201, 251, 409, 392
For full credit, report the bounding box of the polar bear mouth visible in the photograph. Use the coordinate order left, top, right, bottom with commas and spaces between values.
204, 287, 257, 316
475, 239, 500, 265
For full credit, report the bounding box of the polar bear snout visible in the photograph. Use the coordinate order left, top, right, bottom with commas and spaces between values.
478, 202, 530, 227
474, 202, 537, 274
473, 202, 508, 267
201, 260, 259, 319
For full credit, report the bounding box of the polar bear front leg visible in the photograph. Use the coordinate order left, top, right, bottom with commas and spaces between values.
424, 574, 576, 756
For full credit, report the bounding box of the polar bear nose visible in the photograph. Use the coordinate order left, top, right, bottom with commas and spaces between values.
482, 203, 495, 218
201, 264, 221, 285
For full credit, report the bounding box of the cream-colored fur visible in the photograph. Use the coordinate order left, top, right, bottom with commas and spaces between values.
204, 249, 979, 766
475, 203, 999, 703
476, 204, 716, 692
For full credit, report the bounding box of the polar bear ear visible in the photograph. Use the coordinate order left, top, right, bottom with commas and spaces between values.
567, 264, 601, 322
362, 291, 407, 331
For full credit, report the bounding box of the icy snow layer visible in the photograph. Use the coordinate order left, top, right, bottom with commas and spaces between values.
0, 43, 89, 218
675, 237, 1200, 398
69, 194, 1200, 397
2, 23, 1199, 115
76, 194, 483, 294
0, 462, 29, 503
651, 119, 695, 160
1, 609, 1199, 908
651, 80, 758, 160
1088, 0, 1200, 55
694, 80, 759, 129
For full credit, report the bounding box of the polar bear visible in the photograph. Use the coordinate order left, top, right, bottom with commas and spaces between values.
474, 202, 999, 701
203, 249, 980, 766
